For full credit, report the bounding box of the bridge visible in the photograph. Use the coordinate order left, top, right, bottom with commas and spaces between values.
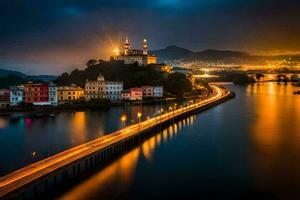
0, 85, 233, 200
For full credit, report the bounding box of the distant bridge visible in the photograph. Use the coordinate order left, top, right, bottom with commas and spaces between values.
0, 85, 233, 200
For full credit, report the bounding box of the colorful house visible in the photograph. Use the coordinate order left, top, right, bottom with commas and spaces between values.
153, 86, 164, 97
48, 83, 58, 106
121, 88, 143, 101
24, 83, 49, 105
0, 89, 10, 108
10, 86, 24, 106
141, 86, 154, 97
58, 84, 84, 104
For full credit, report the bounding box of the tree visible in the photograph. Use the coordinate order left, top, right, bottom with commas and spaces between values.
86, 59, 98, 67
255, 73, 264, 82
163, 73, 193, 97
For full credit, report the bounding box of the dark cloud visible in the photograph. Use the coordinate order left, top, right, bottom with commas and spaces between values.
0, 0, 300, 74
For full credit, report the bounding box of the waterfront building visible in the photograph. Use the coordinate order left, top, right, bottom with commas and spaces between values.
141, 86, 154, 97
10, 86, 24, 106
141, 86, 163, 98
85, 74, 106, 100
117, 38, 157, 66
0, 89, 10, 108
48, 83, 58, 106
24, 83, 49, 105
121, 88, 143, 101
85, 74, 123, 101
57, 85, 84, 104
105, 81, 123, 101
153, 86, 164, 97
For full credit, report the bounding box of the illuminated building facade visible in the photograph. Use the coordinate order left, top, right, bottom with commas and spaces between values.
85, 74, 123, 101
48, 83, 58, 106
10, 86, 24, 106
24, 83, 49, 105
57, 85, 84, 104
117, 38, 157, 66
121, 88, 143, 101
0, 89, 10, 108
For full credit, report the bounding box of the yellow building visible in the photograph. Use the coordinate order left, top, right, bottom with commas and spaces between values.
57, 85, 84, 104
147, 55, 157, 65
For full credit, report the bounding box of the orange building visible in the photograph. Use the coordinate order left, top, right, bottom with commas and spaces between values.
24, 83, 49, 104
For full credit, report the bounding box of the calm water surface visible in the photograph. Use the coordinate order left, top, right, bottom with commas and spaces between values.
0, 102, 181, 175
55, 82, 300, 200
1, 83, 300, 200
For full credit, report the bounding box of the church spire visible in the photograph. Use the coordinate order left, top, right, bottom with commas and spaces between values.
124, 36, 130, 55
143, 38, 148, 55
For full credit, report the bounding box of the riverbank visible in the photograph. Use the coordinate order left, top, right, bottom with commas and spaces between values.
0, 99, 177, 118
0, 94, 211, 118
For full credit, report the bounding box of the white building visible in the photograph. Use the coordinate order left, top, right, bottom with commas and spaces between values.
85, 74, 123, 101
153, 86, 163, 97
105, 81, 123, 101
48, 83, 58, 106
10, 86, 24, 106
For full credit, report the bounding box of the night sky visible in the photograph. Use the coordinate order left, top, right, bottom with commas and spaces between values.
0, 0, 299, 74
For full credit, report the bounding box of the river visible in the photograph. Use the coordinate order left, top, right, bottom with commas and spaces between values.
0, 101, 185, 176
1, 82, 300, 199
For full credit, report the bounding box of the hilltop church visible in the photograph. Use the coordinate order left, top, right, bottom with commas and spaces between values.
116, 38, 157, 66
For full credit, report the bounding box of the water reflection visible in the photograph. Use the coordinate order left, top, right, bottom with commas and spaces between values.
0, 118, 8, 129
0, 102, 184, 175
246, 83, 300, 199
58, 115, 196, 200
69, 112, 87, 144
54, 83, 300, 200
248, 83, 300, 149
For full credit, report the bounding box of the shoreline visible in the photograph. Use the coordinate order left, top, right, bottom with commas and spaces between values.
0, 96, 204, 117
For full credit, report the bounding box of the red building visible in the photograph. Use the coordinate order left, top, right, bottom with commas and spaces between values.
0, 89, 10, 108
121, 88, 143, 101
25, 83, 49, 104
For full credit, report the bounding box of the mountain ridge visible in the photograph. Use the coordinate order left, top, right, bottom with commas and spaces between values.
150, 46, 300, 63
0, 68, 57, 82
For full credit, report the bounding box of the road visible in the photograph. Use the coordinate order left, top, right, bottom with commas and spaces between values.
0, 85, 230, 198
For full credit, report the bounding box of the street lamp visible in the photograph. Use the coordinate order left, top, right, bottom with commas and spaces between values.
121, 114, 127, 128
31, 151, 37, 163
32, 151, 37, 158
137, 112, 142, 132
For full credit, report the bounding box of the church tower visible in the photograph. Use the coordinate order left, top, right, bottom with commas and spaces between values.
143, 39, 148, 55
124, 37, 130, 55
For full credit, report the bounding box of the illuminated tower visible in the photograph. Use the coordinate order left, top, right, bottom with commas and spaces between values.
124, 37, 130, 55
143, 39, 148, 55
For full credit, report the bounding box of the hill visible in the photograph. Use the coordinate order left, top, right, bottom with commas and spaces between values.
150, 46, 251, 62
0, 68, 57, 81
149, 46, 193, 62
150, 46, 300, 64
55, 61, 193, 97
0, 68, 57, 88
0, 68, 26, 78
